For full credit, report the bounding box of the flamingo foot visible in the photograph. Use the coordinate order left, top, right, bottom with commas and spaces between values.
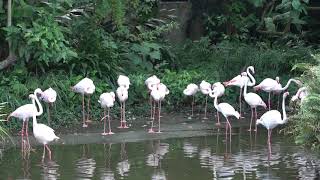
215, 123, 221, 127
148, 128, 155, 133
107, 131, 114, 135
101, 132, 108, 136
202, 117, 208, 120
82, 124, 88, 128
247, 129, 252, 132
156, 130, 162, 134
122, 123, 129, 128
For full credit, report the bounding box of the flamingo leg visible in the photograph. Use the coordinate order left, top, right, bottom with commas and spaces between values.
226, 118, 232, 144
150, 95, 153, 119
45, 144, 52, 160
123, 101, 128, 128
149, 100, 156, 133
203, 95, 208, 119
268, 129, 272, 155
216, 111, 221, 126
25, 119, 30, 151
268, 92, 271, 111
248, 108, 253, 131
102, 108, 107, 135
157, 101, 162, 133
42, 145, 46, 161
82, 94, 87, 128
118, 103, 123, 128
239, 87, 242, 118
86, 95, 92, 123
21, 120, 25, 151
108, 108, 114, 134
191, 95, 195, 117
254, 108, 258, 132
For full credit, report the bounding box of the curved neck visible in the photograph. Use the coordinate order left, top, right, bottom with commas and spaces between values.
213, 95, 219, 111
278, 79, 298, 91
247, 67, 255, 86
32, 99, 38, 126
280, 94, 288, 124
243, 76, 248, 96
34, 95, 43, 116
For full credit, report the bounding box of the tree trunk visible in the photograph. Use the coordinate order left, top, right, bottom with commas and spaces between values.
0, 0, 17, 70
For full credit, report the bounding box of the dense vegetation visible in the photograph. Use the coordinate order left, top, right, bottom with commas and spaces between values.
0, 0, 319, 150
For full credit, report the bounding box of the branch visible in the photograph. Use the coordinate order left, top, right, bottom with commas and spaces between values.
0, 0, 16, 70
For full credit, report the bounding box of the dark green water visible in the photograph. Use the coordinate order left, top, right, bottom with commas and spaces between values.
0, 129, 319, 180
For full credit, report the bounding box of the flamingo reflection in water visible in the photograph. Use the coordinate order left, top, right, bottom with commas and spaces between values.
117, 143, 130, 177
100, 143, 115, 180
75, 144, 96, 179
40, 160, 60, 180
146, 140, 169, 180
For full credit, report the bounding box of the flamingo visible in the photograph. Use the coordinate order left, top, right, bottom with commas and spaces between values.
291, 87, 308, 103
211, 82, 225, 126
39, 87, 57, 125
29, 94, 59, 161
256, 92, 289, 155
242, 68, 267, 132
99, 92, 116, 135
71, 77, 95, 128
116, 86, 129, 128
149, 83, 169, 133
183, 83, 199, 117
209, 89, 240, 142
7, 88, 43, 150
117, 75, 131, 90
199, 80, 211, 119
223, 67, 256, 117
145, 75, 160, 120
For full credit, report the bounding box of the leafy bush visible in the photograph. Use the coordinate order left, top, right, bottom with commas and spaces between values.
286, 54, 320, 150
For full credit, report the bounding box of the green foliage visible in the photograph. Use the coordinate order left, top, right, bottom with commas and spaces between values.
0, 102, 11, 143
286, 53, 320, 150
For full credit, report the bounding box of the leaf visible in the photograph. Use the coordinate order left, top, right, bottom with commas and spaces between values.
264, 17, 276, 32
292, 0, 302, 11
149, 51, 161, 60
125, 53, 142, 65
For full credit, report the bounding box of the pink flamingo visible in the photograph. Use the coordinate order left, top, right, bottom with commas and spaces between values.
7, 88, 43, 150
183, 83, 199, 117
256, 92, 289, 156
291, 87, 308, 103
99, 92, 116, 135
39, 87, 57, 125
223, 68, 255, 117
242, 68, 267, 131
116, 86, 129, 129
211, 82, 225, 126
145, 75, 160, 120
199, 80, 211, 119
209, 89, 240, 142
71, 77, 95, 127
149, 83, 169, 133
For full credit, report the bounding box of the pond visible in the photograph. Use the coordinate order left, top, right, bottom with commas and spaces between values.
0, 127, 319, 180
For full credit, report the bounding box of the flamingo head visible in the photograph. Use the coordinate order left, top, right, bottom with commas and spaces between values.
256, 119, 262, 125
283, 91, 289, 97
248, 66, 255, 74
275, 77, 280, 83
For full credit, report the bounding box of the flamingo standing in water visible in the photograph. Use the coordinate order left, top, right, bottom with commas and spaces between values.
211, 82, 225, 126
99, 92, 116, 135
39, 87, 57, 125
116, 86, 129, 128
199, 80, 211, 119
7, 88, 43, 150
145, 75, 160, 120
29, 94, 60, 161
209, 90, 240, 142
183, 83, 199, 117
223, 68, 255, 117
256, 92, 289, 155
149, 83, 169, 133
242, 68, 267, 131
71, 77, 95, 127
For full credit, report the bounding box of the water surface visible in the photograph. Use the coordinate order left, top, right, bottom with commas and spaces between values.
0, 128, 319, 180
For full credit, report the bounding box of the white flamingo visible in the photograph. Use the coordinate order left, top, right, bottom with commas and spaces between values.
223, 67, 256, 117
209, 90, 240, 142
116, 86, 129, 129
253, 76, 280, 110
39, 87, 57, 125
145, 75, 160, 120
30, 94, 60, 161
99, 92, 116, 135
211, 82, 225, 126
117, 75, 131, 90
71, 77, 95, 127
149, 83, 169, 133
7, 88, 43, 150
183, 83, 199, 117
199, 80, 211, 119
256, 92, 289, 155
242, 69, 267, 132
291, 87, 308, 103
